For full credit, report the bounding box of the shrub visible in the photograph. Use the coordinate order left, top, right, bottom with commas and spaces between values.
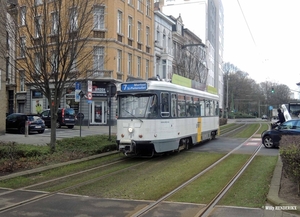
219, 118, 227, 126
279, 135, 300, 196
0, 135, 117, 173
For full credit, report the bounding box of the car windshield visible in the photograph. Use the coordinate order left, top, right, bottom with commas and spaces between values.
118, 94, 157, 118
65, 109, 75, 115
279, 120, 298, 130
27, 116, 41, 121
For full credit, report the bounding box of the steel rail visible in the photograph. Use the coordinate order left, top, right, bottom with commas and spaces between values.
130, 124, 262, 217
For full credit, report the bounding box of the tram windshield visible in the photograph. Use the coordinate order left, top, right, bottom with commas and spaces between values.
118, 94, 158, 118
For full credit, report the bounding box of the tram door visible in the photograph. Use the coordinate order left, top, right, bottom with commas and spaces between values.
91, 101, 107, 124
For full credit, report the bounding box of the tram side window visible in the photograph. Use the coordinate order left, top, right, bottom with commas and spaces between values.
194, 98, 200, 117
178, 94, 185, 117
186, 96, 192, 117
214, 101, 219, 116
200, 99, 205, 116
171, 94, 177, 117
204, 100, 210, 116
161, 92, 170, 117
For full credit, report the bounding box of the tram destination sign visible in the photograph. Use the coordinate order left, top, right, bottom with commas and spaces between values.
121, 83, 147, 91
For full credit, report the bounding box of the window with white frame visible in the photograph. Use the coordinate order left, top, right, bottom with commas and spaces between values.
35, 0, 43, 5
117, 10, 123, 34
94, 47, 104, 70
70, 55, 77, 71
137, 56, 141, 77
146, 26, 149, 46
117, 50, 122, 72
20, 37, 26, 58
145, 59, 149, 79
146, 0, 150, 16
34, 16, 42, 38
94, 6, 105, 30
20, 6, 26, 26
137, 22, 141, 43
69, 7, 78, 32
34, 53, 41, 74
128, 16, 132, 38
128, 0, 133, 5
163, 30, 166, 48
127, 53, 132, 75
50, 51, 58, 73
51, 11, 58, 35
137, 0, 143, 11
20, 70, 25, 92
156, 26, 160, 43
168, 33, 171, 54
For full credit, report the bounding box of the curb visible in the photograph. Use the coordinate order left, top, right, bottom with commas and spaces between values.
267, 156, 300, 215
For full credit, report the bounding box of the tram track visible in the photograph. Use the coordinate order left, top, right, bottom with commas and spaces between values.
219, 123, 247, 137
0, 156, 151, 214
0, 123, 266, 216
130, 123, 263, 217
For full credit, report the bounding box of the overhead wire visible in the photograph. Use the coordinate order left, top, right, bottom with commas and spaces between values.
237, 0, 256, 46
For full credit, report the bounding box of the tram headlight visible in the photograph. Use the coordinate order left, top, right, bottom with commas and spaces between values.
128, 127, 134, 133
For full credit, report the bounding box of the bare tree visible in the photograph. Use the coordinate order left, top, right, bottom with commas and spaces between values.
174, 44, 208, 84
0, 0, 103, 151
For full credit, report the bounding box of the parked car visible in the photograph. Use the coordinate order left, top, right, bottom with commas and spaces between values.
261, 119, 300, 148
41, 108, 76, 129
6, 113, 45, 134
261, 115, 268, 119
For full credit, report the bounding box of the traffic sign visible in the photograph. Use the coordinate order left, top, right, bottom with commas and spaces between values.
77, 112, 84, 120
75, 82, 81, 90
75, 89, 81, 102
87, 92, 92, 100
87, 80, 92, 92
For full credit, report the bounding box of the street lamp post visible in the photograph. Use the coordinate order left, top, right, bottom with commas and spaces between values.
226, 76, 229, 119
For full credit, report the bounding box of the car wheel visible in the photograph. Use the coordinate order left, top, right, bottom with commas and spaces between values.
19, 126, 25, 134
68, 125, 74, 129
263, 136, 274, 148
38, 130, 45, 134
56, 122, 61, 128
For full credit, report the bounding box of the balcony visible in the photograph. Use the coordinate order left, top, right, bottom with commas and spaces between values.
93, 30, 105, 38
87, 70, 113, 79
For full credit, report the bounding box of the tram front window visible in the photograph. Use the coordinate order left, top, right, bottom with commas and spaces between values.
119, 95, 157, 118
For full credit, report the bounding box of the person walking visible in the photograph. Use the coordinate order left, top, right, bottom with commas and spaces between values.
276, 108, 285, 124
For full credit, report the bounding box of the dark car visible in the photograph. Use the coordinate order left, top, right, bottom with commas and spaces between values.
261, 119, 300, 148
41, 108, 76, 129
6, 113, 45, 134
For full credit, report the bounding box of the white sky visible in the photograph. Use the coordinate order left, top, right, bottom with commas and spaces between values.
222, 0, 300, 92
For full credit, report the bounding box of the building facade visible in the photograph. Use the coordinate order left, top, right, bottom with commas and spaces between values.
0, 1, 8, 135
160, 0, 224, 109
7, 0, 155, 126
154, 5, 175, 80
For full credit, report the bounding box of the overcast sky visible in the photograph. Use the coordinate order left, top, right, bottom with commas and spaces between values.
222, 0, 300, 93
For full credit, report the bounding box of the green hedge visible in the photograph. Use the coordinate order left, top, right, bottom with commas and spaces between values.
279, 135, 300, 196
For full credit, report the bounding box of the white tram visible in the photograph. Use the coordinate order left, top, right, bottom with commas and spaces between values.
116, 80, 219, 156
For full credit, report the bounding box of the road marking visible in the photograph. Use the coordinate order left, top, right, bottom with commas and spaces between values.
245, 142, 260, 146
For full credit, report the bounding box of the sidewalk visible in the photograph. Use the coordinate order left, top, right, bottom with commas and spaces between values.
0, 125, 117, 145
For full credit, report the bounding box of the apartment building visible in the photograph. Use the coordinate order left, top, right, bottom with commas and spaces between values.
7, 0, 154, 125
154, 5, 175, 80
160, 0, 224, 108
0, 1, 8, 135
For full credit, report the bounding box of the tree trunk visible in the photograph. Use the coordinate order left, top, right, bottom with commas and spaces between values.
50, 112, 58, 152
